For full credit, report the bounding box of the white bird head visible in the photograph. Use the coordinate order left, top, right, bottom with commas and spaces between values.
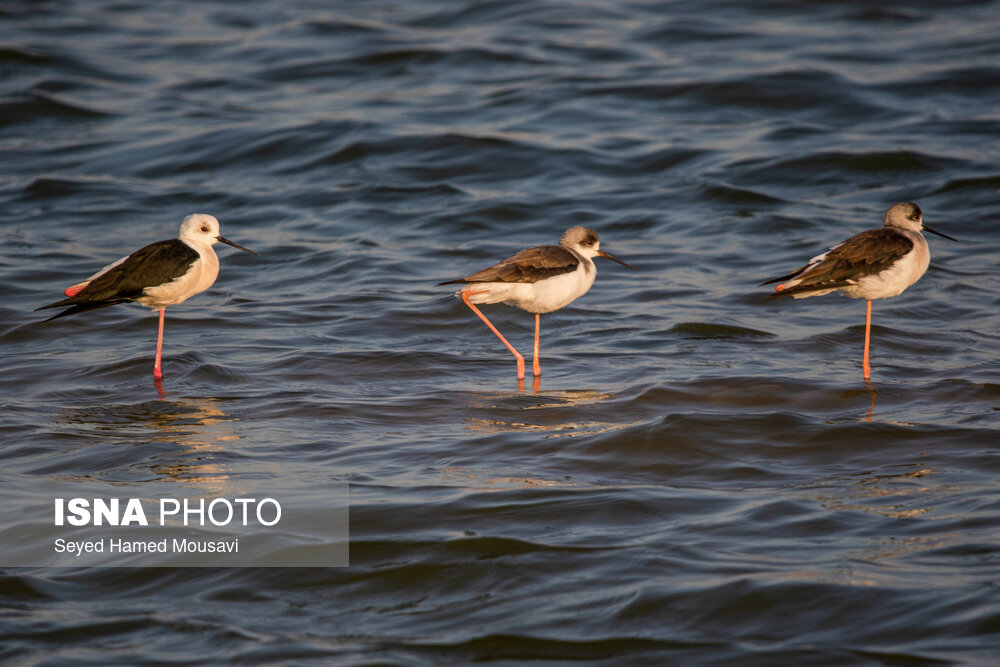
560, 226, 635, 268
178, 214, 259, 254
883, 202, 956, 241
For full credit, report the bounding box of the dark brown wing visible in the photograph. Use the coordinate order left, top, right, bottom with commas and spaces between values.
767, 228, 913, 298
439, 244, 579, 285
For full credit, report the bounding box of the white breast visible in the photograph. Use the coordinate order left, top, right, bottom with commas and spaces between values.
138, 243, 220, 309
840, 232, 929, 301
462, 261, 597, 314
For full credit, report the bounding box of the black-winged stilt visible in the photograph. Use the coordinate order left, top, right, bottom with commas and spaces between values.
762, 201, 956, 379
36, 213, 258, 380
440, 226, 634, 382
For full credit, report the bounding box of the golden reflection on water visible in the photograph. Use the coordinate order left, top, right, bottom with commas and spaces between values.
521, 390, 613, 410
441, 466, 578, 491
463, 389, 612, 410
466, 417, 631, 438
814, 467, 940, 520
779, 465, 968, 584
462, 389, 637, 437
808, 465, 973, 568
146, 398, 237, 489
55, 397, 240, 492
846, 533, 961, 565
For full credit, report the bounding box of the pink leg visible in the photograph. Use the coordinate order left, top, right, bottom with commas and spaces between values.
862, 299, 872, 380
461, 291, 525, 380
532, 313, 541, 377
153, 308, 165, 380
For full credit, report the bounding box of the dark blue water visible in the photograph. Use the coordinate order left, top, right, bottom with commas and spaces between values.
2, 0, 999, 663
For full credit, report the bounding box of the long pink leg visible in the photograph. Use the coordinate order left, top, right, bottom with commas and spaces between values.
153, 308, 165, 380
461, 291, 525, 380
862, 299, 872, 380
532, 313, 541, 377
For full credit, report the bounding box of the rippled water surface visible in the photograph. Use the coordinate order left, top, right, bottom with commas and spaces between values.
2, 0, 999, 663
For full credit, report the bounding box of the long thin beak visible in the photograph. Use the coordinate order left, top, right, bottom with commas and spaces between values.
218, 236, 260, 255
597, 249, 636, 269
922, 225, 958, 242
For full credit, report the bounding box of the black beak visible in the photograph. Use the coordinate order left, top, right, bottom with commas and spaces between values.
218, 236, 260, 255
922, 225, 958, 242
597, 249, 636, 269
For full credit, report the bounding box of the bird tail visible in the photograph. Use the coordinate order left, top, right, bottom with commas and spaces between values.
759, 268, 806, 287
765, 280, 851, 300
35, 300, 128, 322
35, 297, 77, 311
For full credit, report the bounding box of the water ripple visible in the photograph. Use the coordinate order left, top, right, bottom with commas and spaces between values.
1, 0, 999, 663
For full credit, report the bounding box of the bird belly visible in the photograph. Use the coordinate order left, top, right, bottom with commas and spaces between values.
518, 269, 595, 312
138, 250, 219, 309
461, 267, 594, 314
839, 249, 928, 300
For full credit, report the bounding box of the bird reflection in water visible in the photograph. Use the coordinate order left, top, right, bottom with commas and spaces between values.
517, 375, 541, 392
813, 465, 939, 524
462, 389, 632, 437
864, 379, 877, 422
55, 397, 241, 492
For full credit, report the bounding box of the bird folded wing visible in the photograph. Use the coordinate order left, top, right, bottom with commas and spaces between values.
804, 229, 914, 284
39, 239, 199, 313
461, 245, 579, 284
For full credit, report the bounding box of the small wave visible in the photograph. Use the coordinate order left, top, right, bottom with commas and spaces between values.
637, 17, 754, 43
880, 66, 1000, 98
934, 174, 1000, 193
17, 175, 136, 203
0, 45, 58, 66
258, 46, 543, 82
693, 69, 885, 116
669, 322, 774, 339
730, 149, 954, 187
394, 634, 711, 662
0, 89, 113, 124
700, 183, 784, 204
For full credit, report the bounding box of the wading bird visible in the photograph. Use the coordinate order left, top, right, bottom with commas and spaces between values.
37, 214, 258, 380
762, 201, 956, 379
440, 226, 634, 382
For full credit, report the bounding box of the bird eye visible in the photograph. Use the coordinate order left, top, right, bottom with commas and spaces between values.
200, 226, 209, 232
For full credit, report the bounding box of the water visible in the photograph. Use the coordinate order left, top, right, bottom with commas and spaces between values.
2, 0, 999, 662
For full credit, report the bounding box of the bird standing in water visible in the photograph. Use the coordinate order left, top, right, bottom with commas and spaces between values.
37, 214, 258, 381
762, 201, 956, 379
440, 226, 634, 382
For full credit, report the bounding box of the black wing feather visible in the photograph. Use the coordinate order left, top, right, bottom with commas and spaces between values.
36, 239, 198, 317
40, 299, 132, 322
